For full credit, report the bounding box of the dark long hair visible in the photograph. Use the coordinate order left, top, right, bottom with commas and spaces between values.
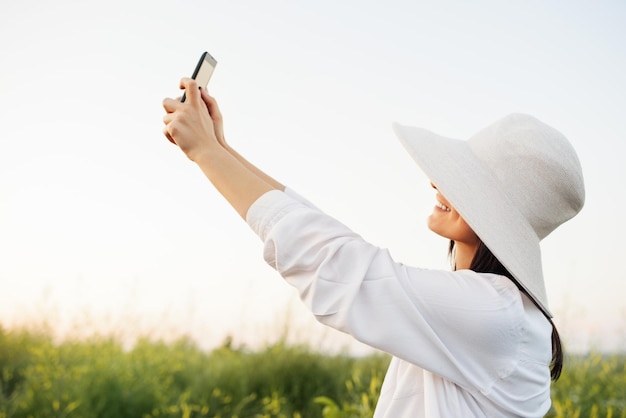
449, 240, 563, 381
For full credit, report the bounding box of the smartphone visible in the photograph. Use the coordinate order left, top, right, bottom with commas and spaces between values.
180, 51, 217, 102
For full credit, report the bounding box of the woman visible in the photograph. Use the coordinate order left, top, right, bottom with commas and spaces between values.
162, 78, 585, 417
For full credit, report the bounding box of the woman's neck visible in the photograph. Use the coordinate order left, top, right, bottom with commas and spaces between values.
454, 241, 479, 270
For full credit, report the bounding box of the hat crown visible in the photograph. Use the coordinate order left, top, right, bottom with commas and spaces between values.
467, 114, 585, 240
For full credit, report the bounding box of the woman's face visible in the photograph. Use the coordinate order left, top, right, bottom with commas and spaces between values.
427, 183, 479, 246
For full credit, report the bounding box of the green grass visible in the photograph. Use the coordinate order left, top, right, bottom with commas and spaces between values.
0, 325, 624, 417
548, 353, 626, 418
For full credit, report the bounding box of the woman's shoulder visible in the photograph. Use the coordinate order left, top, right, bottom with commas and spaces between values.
402, 268, 527, 352
399, 267, 524, 319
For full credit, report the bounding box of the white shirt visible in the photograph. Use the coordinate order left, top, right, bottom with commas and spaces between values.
247, 189, 553, 417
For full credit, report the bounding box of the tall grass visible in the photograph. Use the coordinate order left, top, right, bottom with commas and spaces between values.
548, 353, 626, 418
0, 326, 387, 417
0, 325, 624, 417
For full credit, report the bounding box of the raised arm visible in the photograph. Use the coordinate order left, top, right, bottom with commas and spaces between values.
198, 89, 285, 192
162, 78, 282, 218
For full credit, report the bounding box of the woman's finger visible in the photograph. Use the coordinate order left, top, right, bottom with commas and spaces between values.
200, 88, 222, 121
180, 77, 200, 104
163, 97, 182, 113
200, 88, 226, 145
163, 126, 176, 145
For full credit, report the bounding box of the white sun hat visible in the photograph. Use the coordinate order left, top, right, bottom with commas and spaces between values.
393, 114, 585, 317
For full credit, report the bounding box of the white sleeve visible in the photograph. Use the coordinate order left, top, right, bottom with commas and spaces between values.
283, 187, 320, 211
246, 189, 524, 393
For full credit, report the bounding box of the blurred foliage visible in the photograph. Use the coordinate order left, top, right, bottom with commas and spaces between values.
0, 325, 624, 417
547, 352, 626, 418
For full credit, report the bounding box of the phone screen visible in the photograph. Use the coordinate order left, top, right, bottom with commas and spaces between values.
181, 51, 217, 102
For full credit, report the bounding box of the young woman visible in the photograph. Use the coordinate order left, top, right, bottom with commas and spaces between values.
162, 78, 585, 417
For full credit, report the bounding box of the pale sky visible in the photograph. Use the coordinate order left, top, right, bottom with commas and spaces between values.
1, 0, 624, 353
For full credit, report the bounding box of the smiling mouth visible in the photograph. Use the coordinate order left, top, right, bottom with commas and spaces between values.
436, 201, 451, 212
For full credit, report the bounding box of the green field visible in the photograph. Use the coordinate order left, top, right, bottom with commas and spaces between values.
1, 326, 624, 417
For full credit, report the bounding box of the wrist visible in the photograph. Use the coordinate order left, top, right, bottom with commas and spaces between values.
221, 141, 233, 153
187, 138, 222, 164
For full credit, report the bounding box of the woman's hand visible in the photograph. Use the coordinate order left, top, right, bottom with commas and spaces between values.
199, 88, 227, 148
162, 78, 219, 162
162, 79, 281, 218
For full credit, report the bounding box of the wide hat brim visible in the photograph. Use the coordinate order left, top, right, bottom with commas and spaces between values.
392, 122, 551, 317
